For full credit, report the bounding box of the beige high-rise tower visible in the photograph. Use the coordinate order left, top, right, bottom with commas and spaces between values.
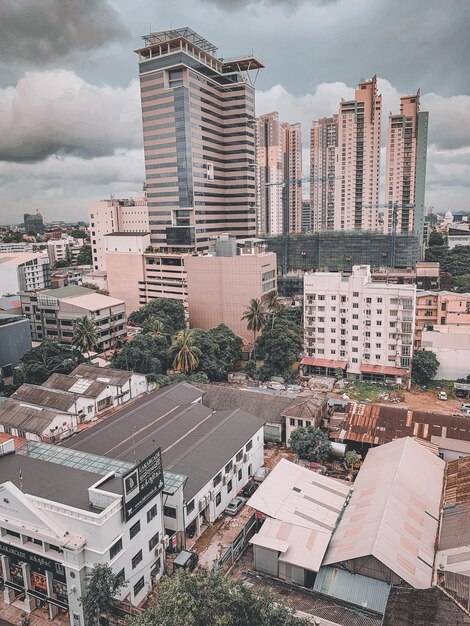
255, 114, 302, 234
334, 76, 382, 231
310, 77, 381, 232
384, 91, 429, 245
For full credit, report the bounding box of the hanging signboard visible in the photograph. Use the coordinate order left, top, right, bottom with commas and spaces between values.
122, 448, 164, 521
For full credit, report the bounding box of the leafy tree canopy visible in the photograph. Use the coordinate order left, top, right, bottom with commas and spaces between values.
82, 282, 110, 296
70, 229, 89, 239
128, 298, 186, 337
131, 568, 309, 626
80, 564, 127, 626
451, 274, 470, 294
289, 426, 332, 463
428, 230, 446, 247
76, 243, 92, 265
256, 318, 303, 375
1, 231, 24, 243
411, 350, 440, 386
111, 334, 169, 375
14, 342, 83, 386
425, 245, 470, 277
192, 324, 242, 381
277, 305, 303, 327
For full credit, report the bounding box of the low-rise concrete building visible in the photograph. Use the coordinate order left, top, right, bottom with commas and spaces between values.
12, 384, 97, 422
0, 441, 166, 624
0, 314, 32, 379
421, 325, 470, 380
0, 252, 51, 296
415, 290, 470, 348
0, 399, 78, 442
20, 286, 126, 351
61, 382, 265, 545
70, 364, 149, 405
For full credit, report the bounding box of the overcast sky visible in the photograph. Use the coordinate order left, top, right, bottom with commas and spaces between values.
0, 0, 469, 224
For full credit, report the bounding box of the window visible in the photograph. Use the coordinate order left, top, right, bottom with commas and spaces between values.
377, 321, 382, 326
366, 297, 372, 304
186, 499, 195, 514
352, 314, 359, 319
441, 302, 446, 311
147, 504, 158, 523
132, 550, 143, 569
130, 521, 141, 540
318, 295, 325, 301
215, 492, 222, 506
352, 336, 358, 341
352, 347, 358, 353
353, 291, 359, 297
353, 303, 359, 308
352, 325, 358, 330
245, 440, 253, 452
377, 297, 383, 303
440, 317, 446, 325
225, 461, 233, 474
134, 577, 145, 596
377, 309, 382, 315
149, 532, 160, 551
116, 569, 125, 585
213, 472, 222, 487
110, 538, 123, 560
238, 468, 242, 481
376, 343, 382, 349
236, 450, 243, 462
227, 480, 233, 493
164, 506, 177, 519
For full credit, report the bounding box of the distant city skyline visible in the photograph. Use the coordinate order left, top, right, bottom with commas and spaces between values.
0, 0, 469, 223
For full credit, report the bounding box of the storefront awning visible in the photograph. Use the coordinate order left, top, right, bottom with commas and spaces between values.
300, 357, 348, 369
360, 364, 408, 376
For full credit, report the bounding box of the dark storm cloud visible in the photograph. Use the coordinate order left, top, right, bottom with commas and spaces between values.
0, 0, 128, 64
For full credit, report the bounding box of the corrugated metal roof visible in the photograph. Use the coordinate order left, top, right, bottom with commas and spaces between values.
445, 456, 470, 505
71, 363, 133, 386
42, 373, 109, 398
281, 394, 327, 421
0, 399, 69, 434
12, 383, 79, 412
324, 437, 445, 589
314, 566, 390, 614
341, 402, 470, 446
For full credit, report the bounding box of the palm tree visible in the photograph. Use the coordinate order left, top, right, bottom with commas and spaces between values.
241, 298, 267, 362
144, 316, 167, 339
169, 328, 201, 373
72, 315, 99, 357
263, 290, 282, 328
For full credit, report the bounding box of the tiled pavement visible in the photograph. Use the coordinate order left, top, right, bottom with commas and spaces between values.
0, 603, 68, 626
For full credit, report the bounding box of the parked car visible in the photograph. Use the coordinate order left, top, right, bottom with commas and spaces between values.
461, 403, 470, 411
253, 466, 270, 483
242, 481, 258, 497
438, 391, 448, 401
224, 496, 246, 516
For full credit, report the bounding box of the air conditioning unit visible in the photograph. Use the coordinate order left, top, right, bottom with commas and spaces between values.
209, 490, 216, 501
199, 499, 205, 512
243, 454, 248, 463
155, 544, 163, 558
222, 475, 227, 486
163, 535, 169, 549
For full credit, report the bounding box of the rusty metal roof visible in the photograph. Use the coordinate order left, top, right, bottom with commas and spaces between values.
445, 456, 470, 505
340, 402, 470, 446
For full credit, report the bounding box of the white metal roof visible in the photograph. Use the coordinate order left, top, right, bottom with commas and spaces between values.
323, 437, 445, 589
247, 458, 351, 533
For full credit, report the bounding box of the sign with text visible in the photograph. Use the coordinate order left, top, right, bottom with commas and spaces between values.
122, 448, 164, 521
0, 540, 66, 582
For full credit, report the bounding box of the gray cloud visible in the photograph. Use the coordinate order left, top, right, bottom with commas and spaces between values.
0, 71, 142, 162
0, 0, 128, 64
203, 0, 335, 8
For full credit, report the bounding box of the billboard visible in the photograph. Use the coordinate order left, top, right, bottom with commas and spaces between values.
122, 448, 164, 521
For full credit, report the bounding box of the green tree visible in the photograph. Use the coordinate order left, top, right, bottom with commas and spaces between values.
190, 324, 242, 381
256, 318, 303, 376
242, 298, 267, 361
428, 230, 446, 247
452, 274, 470, 293
80, 564, 127, 626
277, 304, 303, 327
142, 316, 167, 338
76, 243, 92, 265
54, 259, 69, 269
411, 350, 440, 386
111, 334, 169, 374
70, 229, 89, 240
263, 290, 282, 328
14, 342, 83, 386
425, 245, 470, 276
72, 316, 99, 355
130, 568, 309, 626
169, 329, 202, 373
345, 450, 361, 469
81, 282, 110, 296
244, 360, 258, 379
289, 426, 332, 463
128, 298, 186, 337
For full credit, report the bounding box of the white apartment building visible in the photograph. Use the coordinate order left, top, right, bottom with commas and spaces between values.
89, 196, 149, 271
302, 265, 416, 385
0, 253, 51, 296
0, 442, 166, 625
47, 237, 82, 266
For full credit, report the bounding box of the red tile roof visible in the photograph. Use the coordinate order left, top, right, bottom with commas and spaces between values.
300, 357, 347, 369
360, 364, 409, 376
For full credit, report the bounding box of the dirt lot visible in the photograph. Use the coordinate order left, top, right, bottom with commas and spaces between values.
399, 389, 463, 413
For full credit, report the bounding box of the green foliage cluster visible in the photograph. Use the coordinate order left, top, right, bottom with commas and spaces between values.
255, 317, 303, 380
76, 243, 92, 265
289, 426, 332, 463
451, 274, 470, 293
80, 564, 127, 626
411, 350, 440, 386
425, 245, 470, 277
13, 342, 83, 387
131, 568, 309, 626
128, 299, 186, 337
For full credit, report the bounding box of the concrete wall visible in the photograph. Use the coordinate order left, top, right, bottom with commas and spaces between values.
106, 252, 145, 317
186, 252, 277, 341
421, 326, 470, 380
0, 317, 32, 374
